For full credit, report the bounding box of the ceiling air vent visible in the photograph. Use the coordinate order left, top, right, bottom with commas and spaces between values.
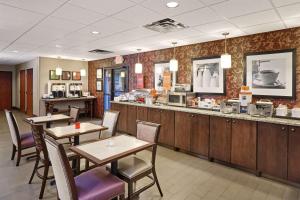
144, 18, 189, 33
88, 49, 113, 54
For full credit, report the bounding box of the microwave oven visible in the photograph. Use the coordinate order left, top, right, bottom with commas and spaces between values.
168, 92, 195, 107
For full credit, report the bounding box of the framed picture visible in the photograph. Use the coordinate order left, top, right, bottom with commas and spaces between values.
96, 80, 102, 92
154, 62, 172, 91
245, 49, 296, 98
96, 68, 103, 79
49, 70, 60, 80
61, 71, 71, 80
192, 56, 225, 95
72, 71, 81, 80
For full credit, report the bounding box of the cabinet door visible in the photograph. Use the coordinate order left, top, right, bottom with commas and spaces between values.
147, 108, 161, 123
127, 105, 137, 136
210, 116, 231, 162
159, 110, 175, 147
117, 104, 128, 133
111, 103, 119, 111
190, 114, 209, 157
288, 126, 300, 182
231, 119, 257, 170
258, 122, 287, 179
175, 112, 191, 151
136, 107, 148, 121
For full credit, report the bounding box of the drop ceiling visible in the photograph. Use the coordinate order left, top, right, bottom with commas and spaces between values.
0, 0, 299, 65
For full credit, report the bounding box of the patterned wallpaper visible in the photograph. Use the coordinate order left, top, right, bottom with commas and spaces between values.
89, 27, 300, 117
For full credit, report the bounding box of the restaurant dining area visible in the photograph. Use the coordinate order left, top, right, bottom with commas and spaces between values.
2, 0, 300, 200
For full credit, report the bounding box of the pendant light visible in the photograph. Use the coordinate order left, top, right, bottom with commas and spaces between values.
55, 56, 62, 76
80, 69, 86, 76
221, 32, 231, 69
170, 42, 178, 72
135, 49, 143, 74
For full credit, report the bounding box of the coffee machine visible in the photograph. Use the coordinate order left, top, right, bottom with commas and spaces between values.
51, 83, 66, 98
69, 83, 82, 97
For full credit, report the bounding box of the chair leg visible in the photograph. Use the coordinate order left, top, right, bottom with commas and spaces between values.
152, 168, 163, 197
29, 157, 39, 184
16, 149, 22, 166
119, 193, 125, 200
128, 181, 134, 200
85, 159, 89, 170
39, 163, 49, 199
11, 145, 16, 160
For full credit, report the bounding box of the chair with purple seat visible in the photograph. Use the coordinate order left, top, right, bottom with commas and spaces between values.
45, 135, 125, 200
5, 109, 36, 166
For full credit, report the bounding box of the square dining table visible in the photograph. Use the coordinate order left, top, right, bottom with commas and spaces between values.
70, 135, 154, 174
25, 114, 72, 128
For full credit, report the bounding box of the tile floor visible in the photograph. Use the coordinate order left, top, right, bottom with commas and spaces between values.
0, 110, 300, 200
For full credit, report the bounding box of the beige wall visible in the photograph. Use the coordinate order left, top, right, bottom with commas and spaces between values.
39, 57, 88, 115
0, 65, 17, 107
15, 58, 39, 115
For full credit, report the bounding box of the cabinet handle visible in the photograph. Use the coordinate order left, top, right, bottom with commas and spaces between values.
291, 128, 295, 132
191, 114, 194, 117
226, 119, 230, 123
160, 110, 163, 113
232, 120, 236, 123
281, 126, 286, 131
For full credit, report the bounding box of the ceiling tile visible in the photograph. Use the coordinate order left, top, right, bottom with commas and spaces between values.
52, 3, 106, 25
89, 17, 136, 37
69, 0, 135, 15
211, 0, 273, 18
277, 3, 300, 19
199, 0, 228, 5
230, 10, 280, 28
194, 20, 237, 33
0, 0, 65, 15
241, 21, 285, 34
142, 0, 205, 17
113, 5, 163, 25
173, 7, 222, 27
284, 17, 300, 27
271, 0, 300, 7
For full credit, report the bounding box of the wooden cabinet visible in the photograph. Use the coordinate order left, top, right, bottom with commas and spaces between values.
147, 108, 161, 124
231, 119, 257, 170
111, 103, 128, 133
127, 105, 137, 136
190, 114, 210, 157
288, 126, 300, 182
210, 116, 231, 162
160, 110, 175, 147
258, 122, 287, 179
175, 112, 191, 151
136, 107, 148, 121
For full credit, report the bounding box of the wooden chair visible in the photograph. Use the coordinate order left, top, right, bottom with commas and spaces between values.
45, 135, 125, 200
28, 123, 80, 199
108, 120, 163, 200
68, 106, 80, 125
99, 110, 119, 139
5, 110, 35, 166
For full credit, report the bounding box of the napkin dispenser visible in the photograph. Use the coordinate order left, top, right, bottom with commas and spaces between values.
249, 100, 274, 117
220, 99, 240, 114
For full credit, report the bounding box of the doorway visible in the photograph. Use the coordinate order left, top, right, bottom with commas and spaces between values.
20, 70, 26, 112
0, 71, 12, 111
26, 69, 33, 116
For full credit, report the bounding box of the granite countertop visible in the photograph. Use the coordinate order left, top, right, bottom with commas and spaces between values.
111, 101, 300, 127
42, 96, 96, 101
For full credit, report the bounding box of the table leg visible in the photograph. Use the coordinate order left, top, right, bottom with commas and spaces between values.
72, 135, 80, 172
90, 100, 93, 119
46, 122, 51, 128
111, 160, 118, 175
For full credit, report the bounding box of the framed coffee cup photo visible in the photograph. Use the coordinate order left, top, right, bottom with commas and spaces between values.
244, 49, 296, 99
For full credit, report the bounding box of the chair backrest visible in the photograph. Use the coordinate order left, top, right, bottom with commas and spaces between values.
69, 106, 80, 123
45, 136, 77, 200
101, 110, 120, 139
30, 123, 49, 161
4, 110, 20, 147
136, 120, 161, 165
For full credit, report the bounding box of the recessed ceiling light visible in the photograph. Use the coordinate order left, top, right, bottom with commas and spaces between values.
10, 50, 18, 53
166, 1, 179, 8
55, 44, 62, 48
91, 31, 99, 35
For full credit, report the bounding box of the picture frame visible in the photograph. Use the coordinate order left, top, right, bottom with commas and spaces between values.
61, 71, 71, 80
192, 56, 225, 95
96, 68, 103, 79
96, 80, 102, 92
72, 71, 81, 81
49, 70, 60, 80
244, 49, 296, 99
154, 61, 172, 91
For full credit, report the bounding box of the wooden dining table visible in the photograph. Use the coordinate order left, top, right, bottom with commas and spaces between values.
25, 114, 72, 128
70, 135, 154, 175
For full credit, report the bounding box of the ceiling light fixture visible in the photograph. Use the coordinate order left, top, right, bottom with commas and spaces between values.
135, 49, 143, 74
170, 42, 178, 72
80, 69, 86, 76
166, 1, 179, 8
55, 44, 62, 48
10, 50, 19, 53
56, 56, 62, 76
221, 32, 231, 69
91, 31, 99, 35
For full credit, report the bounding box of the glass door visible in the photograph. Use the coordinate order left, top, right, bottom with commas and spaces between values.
103, 69, 112, 111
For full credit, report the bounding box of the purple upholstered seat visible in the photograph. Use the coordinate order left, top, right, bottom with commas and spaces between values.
75, 167, 124, 200
20, 132, 35, 149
